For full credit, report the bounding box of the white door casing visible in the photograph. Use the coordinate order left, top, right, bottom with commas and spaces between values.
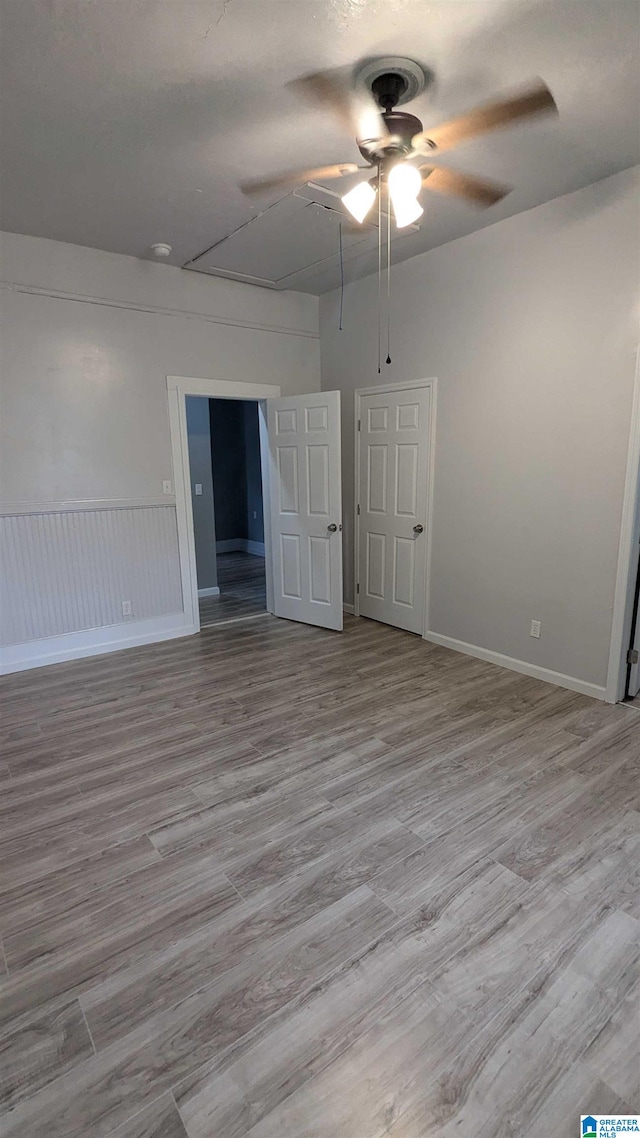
267, 391, 343, 631
167, 375, 280, 633
356, 382, 434, 635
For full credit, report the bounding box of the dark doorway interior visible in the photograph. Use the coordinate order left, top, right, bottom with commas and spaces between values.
186, 396, 267, 628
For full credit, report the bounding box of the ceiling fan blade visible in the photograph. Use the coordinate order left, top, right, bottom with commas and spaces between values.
240, 163, 361, 197
421, 165, 512, 207
412, 80, 557, 154
288, 68, 389, 145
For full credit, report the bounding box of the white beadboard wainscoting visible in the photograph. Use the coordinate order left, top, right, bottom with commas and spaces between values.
0, 503, 189, 672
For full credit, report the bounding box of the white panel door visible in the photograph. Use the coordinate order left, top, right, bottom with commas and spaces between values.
357, 386, 431, 634
267, 392, 343, 631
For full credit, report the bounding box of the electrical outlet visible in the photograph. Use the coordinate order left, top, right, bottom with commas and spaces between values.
195, 483, 203, 496
122, 600, 132, 616
162, 480, 172, 495
530, 619, 541, 638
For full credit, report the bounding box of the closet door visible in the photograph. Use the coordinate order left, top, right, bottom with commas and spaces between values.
357, 385, 432, 635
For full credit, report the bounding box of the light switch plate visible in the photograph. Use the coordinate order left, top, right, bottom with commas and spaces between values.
162, 480, 172, 495
195, 483, 203, 496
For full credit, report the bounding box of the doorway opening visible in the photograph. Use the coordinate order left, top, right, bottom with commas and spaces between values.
168, 375, 344, 635
186, 396, 267, 628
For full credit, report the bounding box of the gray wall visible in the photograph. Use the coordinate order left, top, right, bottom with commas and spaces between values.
0, 231, 320, 506
186, 396, 217, 591
320, 165, 640, 690
0, 230, 319, 663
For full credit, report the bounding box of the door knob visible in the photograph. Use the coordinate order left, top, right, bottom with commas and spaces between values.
327, 523, 338, 532
413, 524, 424, 534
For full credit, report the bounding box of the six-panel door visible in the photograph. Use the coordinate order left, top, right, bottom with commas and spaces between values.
357, 386, 431, 634
267, 392, 343, 632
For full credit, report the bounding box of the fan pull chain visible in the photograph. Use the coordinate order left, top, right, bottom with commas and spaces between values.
377, 166, 382, 374
338, 222, 344, 331
386, 197, 391, 365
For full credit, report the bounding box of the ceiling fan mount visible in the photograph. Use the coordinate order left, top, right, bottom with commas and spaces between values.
371, 72, 409, 112
354, 56, 432, 108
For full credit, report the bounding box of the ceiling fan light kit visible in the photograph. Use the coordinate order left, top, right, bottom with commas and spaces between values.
341, 179, 377, 224
239, 57, 557, 371
385, 162, 424, 228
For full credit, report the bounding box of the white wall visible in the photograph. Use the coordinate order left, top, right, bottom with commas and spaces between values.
321, 166, 640, 693
0, 232, 319, 668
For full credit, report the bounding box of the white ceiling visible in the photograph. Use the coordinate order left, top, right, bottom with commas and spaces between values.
1, 0, 638, 295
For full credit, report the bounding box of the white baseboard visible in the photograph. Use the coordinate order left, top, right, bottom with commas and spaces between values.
423, 630, 608, 702
198, 586, 220, 598
216, 538, 265, 557
245, 539, 265, 557
0, 613, 197, 675
216, 539, 243, 553
343, 603, 355, 614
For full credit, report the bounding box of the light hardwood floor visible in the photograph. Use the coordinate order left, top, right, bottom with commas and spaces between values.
0, 615, 638, 1137
199, 553, 266, 627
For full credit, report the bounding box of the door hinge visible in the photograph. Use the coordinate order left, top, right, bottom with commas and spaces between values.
357, 419, 361, 431
357, 504, 361, 515
356, 583, 360, 594
627, 648, 639, 665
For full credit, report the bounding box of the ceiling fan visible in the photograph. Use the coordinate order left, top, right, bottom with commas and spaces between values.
240, 58, 558, 227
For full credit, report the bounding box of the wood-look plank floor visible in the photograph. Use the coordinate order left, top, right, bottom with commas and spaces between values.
0, 615, 638, 1137
199, 553, 266, 627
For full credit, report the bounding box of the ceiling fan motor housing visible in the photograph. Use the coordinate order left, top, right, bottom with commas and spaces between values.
358, 110, 424, 165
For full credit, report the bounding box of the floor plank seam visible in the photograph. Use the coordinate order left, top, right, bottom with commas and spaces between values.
0, 934, 8, 976
218, 872, 250, 907
78, 1002, 98, 1057
106, 1086, 178, 1137
187, 787, 215, 810
171, 1089, 193, 1138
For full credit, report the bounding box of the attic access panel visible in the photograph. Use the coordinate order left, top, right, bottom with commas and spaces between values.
183, 185, 419, 290
184, 192, 373, 288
